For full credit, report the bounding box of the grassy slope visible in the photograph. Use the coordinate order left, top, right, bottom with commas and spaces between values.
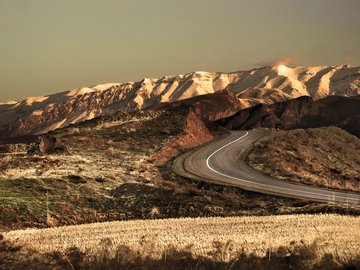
248, 127, 360, 192
2, 214, 360, 269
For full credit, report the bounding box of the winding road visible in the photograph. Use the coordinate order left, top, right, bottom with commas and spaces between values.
172, 130, 360, 205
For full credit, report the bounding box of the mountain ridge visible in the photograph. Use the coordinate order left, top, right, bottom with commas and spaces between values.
0, 64, 359, 140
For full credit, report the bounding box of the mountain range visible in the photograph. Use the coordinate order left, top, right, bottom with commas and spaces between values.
0, 64, 359, 141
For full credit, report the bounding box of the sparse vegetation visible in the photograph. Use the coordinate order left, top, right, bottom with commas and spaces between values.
1, 112, 360, 231
248, 127, 360, 192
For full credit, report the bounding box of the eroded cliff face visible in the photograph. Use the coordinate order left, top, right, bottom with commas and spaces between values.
1, 65, 359, 140
216, 95, 360, 138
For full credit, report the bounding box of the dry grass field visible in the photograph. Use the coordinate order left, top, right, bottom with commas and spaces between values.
3, 215, 360, 256
3, 214, 360, 261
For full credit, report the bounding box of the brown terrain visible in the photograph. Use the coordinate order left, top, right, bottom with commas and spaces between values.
216, 95, 360, 137
2, 105, 359, 232
1, 87, 360, 268
248, 127, 360, 192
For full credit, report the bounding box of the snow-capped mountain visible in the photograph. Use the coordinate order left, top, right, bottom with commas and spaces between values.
0, 65, 359, 140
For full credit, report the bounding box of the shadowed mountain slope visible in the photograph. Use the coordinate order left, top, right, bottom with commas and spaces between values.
216, 95, 360, 137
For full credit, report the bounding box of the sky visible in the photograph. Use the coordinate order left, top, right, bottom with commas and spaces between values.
0, 0, 359, 102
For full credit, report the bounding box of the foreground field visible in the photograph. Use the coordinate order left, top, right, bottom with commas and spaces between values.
4, 214, 360, 258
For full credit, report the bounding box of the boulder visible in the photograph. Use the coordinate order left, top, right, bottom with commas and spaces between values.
39, 135, 56, 154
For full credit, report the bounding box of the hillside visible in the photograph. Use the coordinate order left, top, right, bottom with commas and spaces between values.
3, 106, 358, 231
216, 95, 360, 137
248, 127, 360, 192
0, 65, 359, 141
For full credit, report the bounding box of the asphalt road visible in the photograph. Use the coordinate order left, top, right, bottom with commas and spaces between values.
172, 130, 360, 205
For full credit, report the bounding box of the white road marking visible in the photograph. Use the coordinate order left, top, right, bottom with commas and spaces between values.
205, 131, 359, 204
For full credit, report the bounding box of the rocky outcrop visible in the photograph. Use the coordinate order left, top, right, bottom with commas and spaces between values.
39, 135, 57, 154
216, 95, 360, 137
27, 135, 57, 155
150, 109, 214, 163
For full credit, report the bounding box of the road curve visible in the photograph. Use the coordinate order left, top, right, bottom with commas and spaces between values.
172, 130, 360, 205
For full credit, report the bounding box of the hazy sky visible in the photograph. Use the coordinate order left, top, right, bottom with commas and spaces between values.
1, 0, 359, 101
